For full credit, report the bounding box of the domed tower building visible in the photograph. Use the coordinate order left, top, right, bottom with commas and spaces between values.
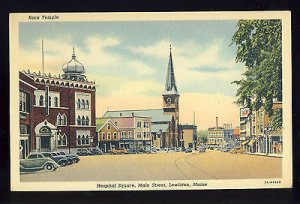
62, 47, 87, 81
19, 47, 97, 154
162, 45, 180, 148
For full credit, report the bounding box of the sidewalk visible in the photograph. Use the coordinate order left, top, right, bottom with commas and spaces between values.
245, 152, 282, 158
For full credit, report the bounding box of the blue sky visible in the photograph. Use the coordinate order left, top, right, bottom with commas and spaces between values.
19, 20, 243, 129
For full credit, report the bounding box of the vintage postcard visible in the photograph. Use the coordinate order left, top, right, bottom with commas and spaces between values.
10, 12, 292, 191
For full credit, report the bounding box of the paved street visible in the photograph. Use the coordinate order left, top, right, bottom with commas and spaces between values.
20, 151, 282, 182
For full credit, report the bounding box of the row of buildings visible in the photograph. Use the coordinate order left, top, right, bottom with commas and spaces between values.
19, 46, 197, 158
239, 103, 283, 155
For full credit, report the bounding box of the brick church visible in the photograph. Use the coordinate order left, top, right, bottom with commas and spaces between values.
19, 48, 96, 158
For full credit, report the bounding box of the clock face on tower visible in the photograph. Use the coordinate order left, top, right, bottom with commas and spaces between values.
166, 97, 171, 106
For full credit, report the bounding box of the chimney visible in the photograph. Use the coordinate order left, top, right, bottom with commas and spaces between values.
216, 117, 218, 128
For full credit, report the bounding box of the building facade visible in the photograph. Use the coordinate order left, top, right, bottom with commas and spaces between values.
179, 124, 197, 149
19, 48, 97, 155
97, 116, 152, 152
239, 102, 283, 155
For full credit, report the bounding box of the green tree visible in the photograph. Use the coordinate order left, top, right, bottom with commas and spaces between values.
231, 20, 282, 131
197, 130, 208, 144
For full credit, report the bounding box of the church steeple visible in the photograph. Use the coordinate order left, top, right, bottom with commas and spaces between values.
163, 45, 179, 96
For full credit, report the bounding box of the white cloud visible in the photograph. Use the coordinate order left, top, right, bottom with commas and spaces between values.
127, 61, 155, 76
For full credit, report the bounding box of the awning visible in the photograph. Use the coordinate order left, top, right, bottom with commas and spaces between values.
248, 139, 256, 146
241, 140, 249, 145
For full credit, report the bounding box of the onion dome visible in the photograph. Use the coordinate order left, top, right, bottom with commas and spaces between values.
62, 47, 86, 81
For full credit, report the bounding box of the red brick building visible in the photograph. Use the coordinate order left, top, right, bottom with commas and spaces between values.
19, 49, 97, 156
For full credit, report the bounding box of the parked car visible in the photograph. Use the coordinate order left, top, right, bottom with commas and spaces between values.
59, 151, 80, 163
20, 153, 60, 173
127, 149, 138, 154
52, 152, 74, 165
41, 152, 70, 167
76, 148, 92, 156
90, 147, 103, 155
185, 147, 192, 153
198, 146, 206, 153
111, 148, 128, 154
230, 147, 245, 154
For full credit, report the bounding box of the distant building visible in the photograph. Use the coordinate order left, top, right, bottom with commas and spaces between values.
207, 117, 234, 148
179, 124, 197, 149
96, 115, 151, 152
19, 48, 97, 155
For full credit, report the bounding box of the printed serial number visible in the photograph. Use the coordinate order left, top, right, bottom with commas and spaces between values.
264, 180, 281, 184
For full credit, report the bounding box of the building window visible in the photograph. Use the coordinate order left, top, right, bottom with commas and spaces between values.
19, 91, 28, 112
129, 131, 133, 138
77, 135, 81, 145
86, 116, 89, 126
144, 122, 149, 128
54, 97, 58, 107
102, 132, 105, 140
20, 124, 28, 134
39, 95, 44, 106
49, 96, 52, 107
107, 123, 111, 130
143, 132, 146, 138
81, 99, 85, 109
58, 134, 67, 146
113, 132, 117, 140
77, 99, 81, 109
57, 114, 62, 125
86, 135, 89, 144
137, 122, 141, 128
82, 116, 85, 126
82, 135, 86, 145
86, 100, 89, 109
137, 132, 141, 138
121, 131, 126, 139
61, 114, 67, 126
77, 116, 81, 125
107, 132, 111, 140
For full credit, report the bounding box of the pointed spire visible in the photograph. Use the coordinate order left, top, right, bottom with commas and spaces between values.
163, 45, 179, 95
72, 46, 76, 59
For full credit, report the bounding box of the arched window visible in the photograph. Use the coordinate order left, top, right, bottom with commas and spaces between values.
81, 99, 85, 109
77, 116, 81, 125
39, 95, 44, 106
57, 114, 62, 125
86, 116, 89, 126
62, 134, 67, 146
61, 115, 67, 125
82, 135, 86, 145
49, 96, 52, 107
86, 100, 89, 109
82, 116, 85, 126
57, 134, 62, 146
54, 97, 58, 107
77, 135, 81, 145
86, 135, 89, 144
77, 99, 81, 109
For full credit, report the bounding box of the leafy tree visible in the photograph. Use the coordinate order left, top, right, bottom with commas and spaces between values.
197, 130, 208, 144
231, 20, 282, 131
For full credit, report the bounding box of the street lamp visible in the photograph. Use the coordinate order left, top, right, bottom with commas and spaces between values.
264, 126, 271, 155
89, 135, 93, 151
